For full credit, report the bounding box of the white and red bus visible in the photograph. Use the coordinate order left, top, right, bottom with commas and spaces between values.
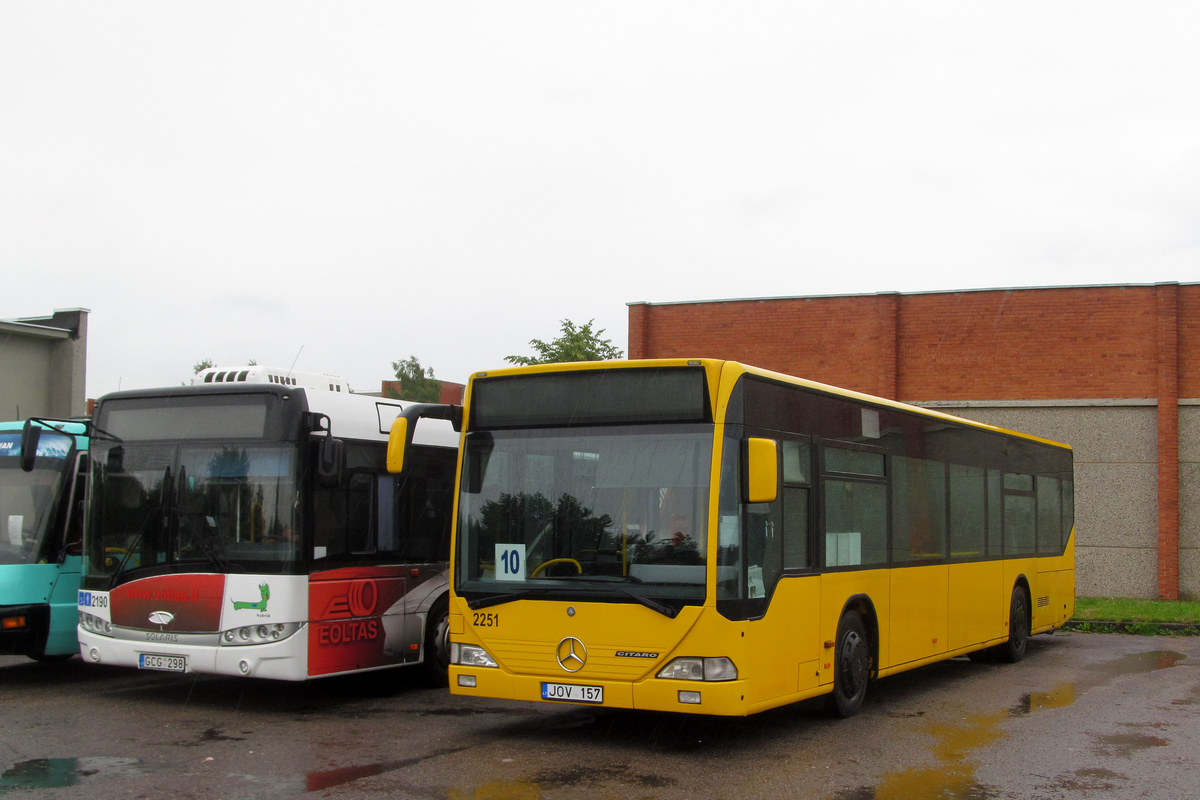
76, 366, 459, 682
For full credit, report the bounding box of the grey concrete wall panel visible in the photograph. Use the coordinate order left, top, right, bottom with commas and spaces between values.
1073, 463, 1158, 549
1181, 547, 1200, 600
1077, 545, 1159, 600
0, 335, 53, 421
1180, 462, 1200, 551
0, 309, 88, 420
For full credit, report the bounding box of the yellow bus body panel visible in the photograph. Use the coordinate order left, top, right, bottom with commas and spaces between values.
948, 560, 1005, 651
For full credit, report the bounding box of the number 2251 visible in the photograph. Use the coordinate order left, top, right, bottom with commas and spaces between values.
473, 612, 499, 627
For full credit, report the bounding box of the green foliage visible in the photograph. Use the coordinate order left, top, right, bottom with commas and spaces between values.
391, 355, 442, 403
193, 358, 215, 374
505, 319, 624, 366
1074, 597, 1200, 624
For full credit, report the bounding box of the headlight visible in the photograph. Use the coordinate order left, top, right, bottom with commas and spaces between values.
219, 622, 302, 646
450, 643, 498, 668
657, 657, 738, 682
78, 613, 113, 638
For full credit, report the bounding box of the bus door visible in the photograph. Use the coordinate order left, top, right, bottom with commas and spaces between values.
738, 434, 822, 703
44, 450, 87, 655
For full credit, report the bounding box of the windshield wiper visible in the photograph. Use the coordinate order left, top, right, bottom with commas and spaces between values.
109, 467, 170, 588
185, 523, 237, 574
615, 586, 678, 618
466, 589, 553, 610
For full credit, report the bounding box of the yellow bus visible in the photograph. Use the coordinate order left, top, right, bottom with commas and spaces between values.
387, 359, 1074, 717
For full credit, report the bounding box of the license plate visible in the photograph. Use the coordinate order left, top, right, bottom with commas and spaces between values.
139, 653, 187, 672
541, 682, 603, 704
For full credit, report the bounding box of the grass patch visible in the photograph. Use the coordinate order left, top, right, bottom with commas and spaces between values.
1074, 597, 1200, 624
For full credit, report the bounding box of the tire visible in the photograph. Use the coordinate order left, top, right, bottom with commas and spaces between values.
827, 610, 872, 718
421, 597, 451, 688
997, 586, 1030, 664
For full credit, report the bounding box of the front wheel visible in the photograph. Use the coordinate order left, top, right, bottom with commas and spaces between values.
997, 587, 1030, 663
421, 597, 451, 687
827, 610, 872, 718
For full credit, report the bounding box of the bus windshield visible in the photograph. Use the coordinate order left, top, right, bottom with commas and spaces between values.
0, 431, 74, 566
456, 424, 713, 607
87, 441, 301, 582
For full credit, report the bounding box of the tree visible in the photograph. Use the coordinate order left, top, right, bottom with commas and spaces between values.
194, 358, 215, 374
505, 319, 624, 366
391, 356, 442, 403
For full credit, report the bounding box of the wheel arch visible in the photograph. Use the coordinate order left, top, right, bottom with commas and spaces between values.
1011, 574, 1032, 608
838, 593, 880, 679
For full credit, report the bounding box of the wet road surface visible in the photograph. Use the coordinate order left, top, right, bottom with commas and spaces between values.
2, 632, 1198, 799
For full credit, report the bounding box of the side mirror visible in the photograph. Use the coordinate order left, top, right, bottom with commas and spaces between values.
386, 416, 409, 474
742, 437, 778, 504
19, 420, 42, 473
387, 403, 463, 475
318, 435, 344, 488
308, 413, 343, 488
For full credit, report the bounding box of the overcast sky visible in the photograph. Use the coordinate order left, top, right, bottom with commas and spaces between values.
3, 2, 1198, 399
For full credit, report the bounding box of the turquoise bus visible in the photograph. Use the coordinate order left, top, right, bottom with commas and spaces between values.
0, 419, 89, 662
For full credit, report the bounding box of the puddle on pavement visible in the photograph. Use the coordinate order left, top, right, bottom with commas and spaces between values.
448, 779, 542, 800
0, 757, 152, 793
1091, 732, 1169, 759
1038, 767, 1128, 795
829, 650, 1187, 800
305, 760, 413, 792
445, 762, 674, 800
300, 745, 469, 793
1009, 682, 1075, 715
530, 762, 674, 790
1011, 650, 1185, 717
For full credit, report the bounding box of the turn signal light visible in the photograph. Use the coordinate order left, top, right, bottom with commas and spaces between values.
2, 616, 27, 630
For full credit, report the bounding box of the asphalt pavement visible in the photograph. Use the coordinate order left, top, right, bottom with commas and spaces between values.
2, 632, 1198, 799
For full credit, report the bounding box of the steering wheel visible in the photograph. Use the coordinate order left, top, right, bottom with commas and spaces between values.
530, 558, 582, 578
105, 546, 141, 568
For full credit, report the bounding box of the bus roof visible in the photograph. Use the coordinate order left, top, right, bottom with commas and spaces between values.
92, 384, 459, 449
192, 365, 348, 393
467, 358, 1073, 452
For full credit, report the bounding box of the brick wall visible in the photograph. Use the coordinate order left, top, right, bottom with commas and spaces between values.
631, 285, 1185, 402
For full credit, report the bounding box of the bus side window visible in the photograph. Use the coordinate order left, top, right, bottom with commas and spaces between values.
823, 446, 887, 568
1002, 473, 1036, 556
392, 446, 455, 562
892, 455, 947, 563
1036, 475, 1063, 555
716, 432, 743, 604
744, 499, 780, 600
313, 473, 374, 559
63, 469, 87, 557
346, 474, 373, 553
781, 440, 811, 570
949, 463, 986, 558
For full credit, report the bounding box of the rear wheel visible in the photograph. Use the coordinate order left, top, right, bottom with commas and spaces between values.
997, 587, 1030, 663
827, 610, 872, 718
421, 597, 451, 687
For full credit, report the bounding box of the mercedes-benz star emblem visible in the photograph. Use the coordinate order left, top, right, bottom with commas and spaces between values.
556, 637, 587, 672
